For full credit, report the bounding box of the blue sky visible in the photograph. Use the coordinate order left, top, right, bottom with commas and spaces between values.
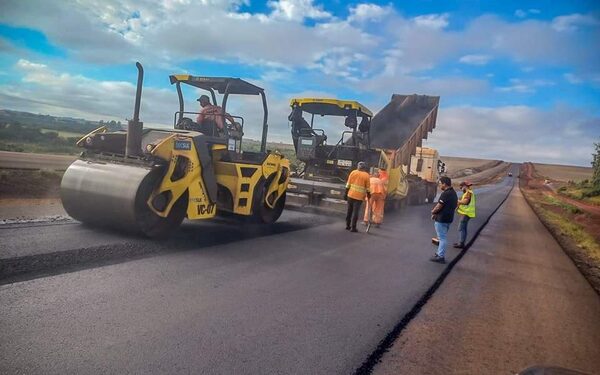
0, 0, 598, 166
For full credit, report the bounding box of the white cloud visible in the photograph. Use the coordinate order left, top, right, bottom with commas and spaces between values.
459, 54, 492, 65
0, 2, 598, 79
2, 59, 598, 165
0, 59, 298, 141
552, 13, 600, 32
515, 9, 541, 18
515, 9, 527, 18
3, 59, 176, 126
495, 78, 554, 94
348, 3, 390, 22
268, 0, 331, 22
427, 105, 600, 166
564, 73, 583, 84
413, 13, 449, 29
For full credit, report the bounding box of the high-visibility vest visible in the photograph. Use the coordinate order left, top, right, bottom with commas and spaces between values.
346, 170, 370, 200
457, 189, 476, 218
369, 176, 386, 196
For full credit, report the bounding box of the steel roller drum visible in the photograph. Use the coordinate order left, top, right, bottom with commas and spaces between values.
60, 159, 162, 230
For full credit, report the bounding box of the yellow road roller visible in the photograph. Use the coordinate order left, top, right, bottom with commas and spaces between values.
61, 63, 290, 237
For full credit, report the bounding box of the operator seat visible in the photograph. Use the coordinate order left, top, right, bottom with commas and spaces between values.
289, 108, 327, 150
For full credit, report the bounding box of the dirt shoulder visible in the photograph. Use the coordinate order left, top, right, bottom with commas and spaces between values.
374, 187, 600, 375
520, 163, 600, 293
0, 169, 62, 199
0, 169, 66, 220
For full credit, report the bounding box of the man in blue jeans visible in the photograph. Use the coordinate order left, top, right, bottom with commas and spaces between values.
430, 176, 458, 264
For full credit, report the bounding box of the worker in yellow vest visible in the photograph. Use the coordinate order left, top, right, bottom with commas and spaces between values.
344, 162, 370, 232
454, 180, 476, 248
363, 169, 386, 227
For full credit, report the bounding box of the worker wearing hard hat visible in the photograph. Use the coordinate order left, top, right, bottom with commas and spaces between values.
454, 180, 476, 248
344, 162, 371, 232
363, 169, 386, 227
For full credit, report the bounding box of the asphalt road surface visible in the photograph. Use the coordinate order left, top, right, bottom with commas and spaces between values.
0, 166, 517, 374
374, 187, 600, 375
0, 150, 75, 170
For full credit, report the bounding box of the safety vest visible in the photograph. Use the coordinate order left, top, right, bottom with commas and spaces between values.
346, 170, 370, 201
457, 189, 476, 218
369, 176, 386, 196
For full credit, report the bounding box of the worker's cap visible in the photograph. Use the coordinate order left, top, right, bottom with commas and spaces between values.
459, 180, 473, 187
197, 94, 210, 102
357, 161, 367, 170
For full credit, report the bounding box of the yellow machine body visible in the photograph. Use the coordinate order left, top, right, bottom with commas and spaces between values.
144, 132, 289, 221
60, 64, 290, 237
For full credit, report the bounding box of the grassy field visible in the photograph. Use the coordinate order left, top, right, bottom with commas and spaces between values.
533, 162, 592, 182
441, 156, 499, 173
40, 128, 84, 138
520, 165, 600, 293
558, 181, 600, 206
0, 141, 80, 155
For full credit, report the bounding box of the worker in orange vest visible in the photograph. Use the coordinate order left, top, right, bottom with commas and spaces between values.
363, 169, 387, 227
378, 167, 389, 185
344, 161, 371, 232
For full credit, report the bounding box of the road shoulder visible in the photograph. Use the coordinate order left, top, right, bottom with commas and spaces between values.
373, 187, 600, 375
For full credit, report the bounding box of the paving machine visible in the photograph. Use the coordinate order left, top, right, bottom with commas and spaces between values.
286, 95, 442, 211
61, 63, 290, 237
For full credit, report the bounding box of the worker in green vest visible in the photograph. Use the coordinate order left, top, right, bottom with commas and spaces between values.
454, 180, 476, 249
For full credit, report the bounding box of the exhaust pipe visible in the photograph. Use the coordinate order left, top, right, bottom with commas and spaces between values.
126, 62, 144, 157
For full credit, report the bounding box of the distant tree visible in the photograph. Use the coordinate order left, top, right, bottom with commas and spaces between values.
592, 142, 600, 187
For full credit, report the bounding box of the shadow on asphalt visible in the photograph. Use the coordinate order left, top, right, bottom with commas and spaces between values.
0, 212, 335, 285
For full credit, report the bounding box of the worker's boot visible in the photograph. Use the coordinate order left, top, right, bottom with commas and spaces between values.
453, 242, 464, 249
350, 227, 358, 233
429, 255, 446, 264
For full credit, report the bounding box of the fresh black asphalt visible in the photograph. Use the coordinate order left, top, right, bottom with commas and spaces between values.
0, 166, 516, 374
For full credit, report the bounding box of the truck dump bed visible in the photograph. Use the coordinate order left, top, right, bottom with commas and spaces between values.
370, 94, 440, 167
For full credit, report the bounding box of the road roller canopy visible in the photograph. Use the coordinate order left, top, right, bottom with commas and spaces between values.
290, 98, 373, 117
169, 75, 264, 95
170, 74, 270, 153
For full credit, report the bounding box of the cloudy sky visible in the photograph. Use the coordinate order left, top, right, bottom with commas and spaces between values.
0, 0, 598, 166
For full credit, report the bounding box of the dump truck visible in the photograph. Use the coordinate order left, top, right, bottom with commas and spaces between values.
61, 63, 290, 237
286, 94, 442, 211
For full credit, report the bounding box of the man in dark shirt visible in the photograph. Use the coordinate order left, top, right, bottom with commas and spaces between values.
430, 176, 458, 263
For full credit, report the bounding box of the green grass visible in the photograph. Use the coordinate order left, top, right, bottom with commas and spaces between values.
534, 204, 600, 263
542, 194, 582, 214
0, 141, 80, 155
242, 139, 301, 172
41, 128, 84, 138
558, 180, 600, 206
